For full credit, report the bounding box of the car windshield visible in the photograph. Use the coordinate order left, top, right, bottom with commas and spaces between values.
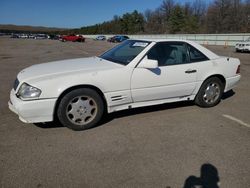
100, 40, 151, 65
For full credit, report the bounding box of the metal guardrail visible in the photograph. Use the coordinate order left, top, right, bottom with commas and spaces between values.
84, 33, 250, 46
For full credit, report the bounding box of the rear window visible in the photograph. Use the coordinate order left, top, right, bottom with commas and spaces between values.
188, 44, 209, 63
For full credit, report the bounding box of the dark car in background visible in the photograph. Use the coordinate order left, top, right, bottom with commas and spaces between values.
49, 34, 61, 40
10, 34, 20, 38
107, 36, 116, 42
61, 34, 85, 42
108, 35, 129, 43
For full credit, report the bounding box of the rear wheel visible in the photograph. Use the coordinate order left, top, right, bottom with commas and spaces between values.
195, 77, 224, 107
57, 88, 104, 131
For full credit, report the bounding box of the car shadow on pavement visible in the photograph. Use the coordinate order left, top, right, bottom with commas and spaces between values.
34, 90, 235, 130
222, 89, 235, 100
34, 120, 63, 129
99, 90, 236, 127
34, 101, 194, 129
100, 101, 194, 126
183, 163, 220, 188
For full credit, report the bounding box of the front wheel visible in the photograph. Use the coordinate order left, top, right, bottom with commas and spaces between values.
57, 88, 104, 131
195, 77, 224, 108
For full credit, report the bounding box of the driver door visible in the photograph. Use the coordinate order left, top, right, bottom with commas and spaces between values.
131, 42, 197, 102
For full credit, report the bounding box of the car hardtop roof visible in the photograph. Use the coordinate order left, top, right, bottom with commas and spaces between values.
128, 38, 194, 43
128, 38, 219, 59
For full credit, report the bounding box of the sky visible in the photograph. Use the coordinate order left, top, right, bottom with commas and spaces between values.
0, 0, 211, 28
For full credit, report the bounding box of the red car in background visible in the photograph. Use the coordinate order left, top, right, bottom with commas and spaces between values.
61, 34, 85, 42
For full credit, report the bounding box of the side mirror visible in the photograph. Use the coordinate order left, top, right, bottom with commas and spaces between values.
137, 56, 158, 69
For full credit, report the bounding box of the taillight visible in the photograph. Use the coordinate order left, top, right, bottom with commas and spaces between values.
236, 65, 240, 74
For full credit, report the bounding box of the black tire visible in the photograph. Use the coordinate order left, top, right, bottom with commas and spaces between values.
57, 88, 104, 131
195, 77, 224, 108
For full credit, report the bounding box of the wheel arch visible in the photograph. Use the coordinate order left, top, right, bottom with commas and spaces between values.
194, 74, 226, 107
195, 74, 226, 99
203, 74, 226, 88
53, 84, 107, 121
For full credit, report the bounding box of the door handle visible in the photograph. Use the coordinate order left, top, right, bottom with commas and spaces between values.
185, 69, 197, 74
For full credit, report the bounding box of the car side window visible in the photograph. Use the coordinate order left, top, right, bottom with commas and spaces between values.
188, 44, 209, 63
147, 42, 188, 66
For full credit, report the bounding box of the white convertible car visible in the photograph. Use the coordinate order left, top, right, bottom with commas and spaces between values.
9, 39, 241, 130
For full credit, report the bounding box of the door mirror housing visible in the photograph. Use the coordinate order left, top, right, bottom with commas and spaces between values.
137, 56, 158, 69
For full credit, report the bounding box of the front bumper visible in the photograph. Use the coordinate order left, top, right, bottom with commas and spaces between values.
8, 89, 57, 123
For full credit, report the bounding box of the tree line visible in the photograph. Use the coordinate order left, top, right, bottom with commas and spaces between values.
77, 0, 250, 34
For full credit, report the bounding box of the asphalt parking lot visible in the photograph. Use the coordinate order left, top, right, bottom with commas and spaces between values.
0, 37, 249, 188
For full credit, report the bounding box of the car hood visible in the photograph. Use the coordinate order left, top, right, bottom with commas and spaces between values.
17, 57, 123, 82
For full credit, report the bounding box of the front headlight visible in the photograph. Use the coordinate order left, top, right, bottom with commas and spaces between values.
17, 83, 41, 100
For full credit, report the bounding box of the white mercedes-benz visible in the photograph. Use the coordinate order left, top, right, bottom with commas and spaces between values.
9, 39, 241, 130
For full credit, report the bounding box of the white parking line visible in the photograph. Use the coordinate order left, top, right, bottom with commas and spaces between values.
222, 114, 250, 128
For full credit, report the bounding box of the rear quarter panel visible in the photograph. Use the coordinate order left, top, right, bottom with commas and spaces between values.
193, 57, 240, 94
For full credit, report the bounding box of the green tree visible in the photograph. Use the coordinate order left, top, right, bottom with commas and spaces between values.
144, 8, 165, 33
169, 5, 185, 33
184, 15, 199, 33
120, 10, 145, 34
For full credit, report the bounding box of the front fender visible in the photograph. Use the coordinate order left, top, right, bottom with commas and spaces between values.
28, 67, 133, 100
